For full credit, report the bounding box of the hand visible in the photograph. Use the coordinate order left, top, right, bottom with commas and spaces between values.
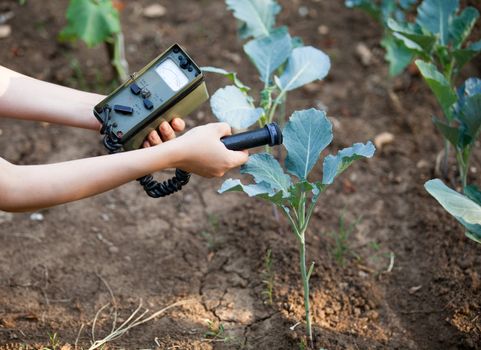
173, 122, 249, 178
142, 118, 185, 147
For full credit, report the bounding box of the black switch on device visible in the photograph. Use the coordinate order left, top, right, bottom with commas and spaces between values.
130, 83, 141, 95
113, 104, 134, 115
143, 98, 154, 110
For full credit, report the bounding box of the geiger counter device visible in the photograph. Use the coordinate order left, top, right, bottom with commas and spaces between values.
94, 44, 282, 198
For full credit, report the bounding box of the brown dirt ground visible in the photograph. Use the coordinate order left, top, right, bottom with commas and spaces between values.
0, 0, 480, 349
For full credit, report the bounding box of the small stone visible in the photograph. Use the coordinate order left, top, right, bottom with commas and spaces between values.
374, 132, 395, 150
358, 270, 368, 278
109, 246, 119, 254
416, 159, 429, 169
408, 285, 422, 294
355, 42, 373, 66
317, 25, 329, 35
0, 25, 11, 39
354, 307, 361, 316
324, 307, 334, 315
298, 6, 309, 17
30, 213, 44, 221
143, 4, 167, 18
0, 211, 13, 224
101, 213, 110, 221
470, 166, 477, 174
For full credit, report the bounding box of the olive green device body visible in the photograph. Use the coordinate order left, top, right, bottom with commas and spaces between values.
93, 44, 209, 151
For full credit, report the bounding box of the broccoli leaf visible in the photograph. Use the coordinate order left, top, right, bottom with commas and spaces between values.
381, 33, 415, 76
452, 40, 481, 71
425, 179, 481, 243
322, 142, 376, 185
388, 19, 437, 56
449, 6, 480, 48
278, 46, 330, 92
59, 0, 120, 47
432, 117, 471, 149
284, 109, 333, 180
244, 28, 292, 85
226, 0, 281, 39
210, 86, 263, 129
416, 0, 458, 46
241, 153, 292, 196
201, 67, 251, 93
415, 60, 457, 120
345, 0, 381, 22
458, 94, 481, 139
465, 185, 481, 206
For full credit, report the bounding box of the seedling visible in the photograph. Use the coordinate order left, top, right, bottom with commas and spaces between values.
330, 212, 363, 267
261, 249, 275, 305
203, 320, 236, 343
345, 0, 417, 76
59, 0, 129, 82
219, 109, 375, 345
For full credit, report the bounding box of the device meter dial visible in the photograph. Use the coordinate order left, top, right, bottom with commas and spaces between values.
155, 58, 189, 92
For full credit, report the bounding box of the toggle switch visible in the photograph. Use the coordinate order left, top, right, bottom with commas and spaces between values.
113, 104, 134, 115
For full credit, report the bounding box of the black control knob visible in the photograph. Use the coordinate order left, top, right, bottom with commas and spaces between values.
221, 123, 283, 151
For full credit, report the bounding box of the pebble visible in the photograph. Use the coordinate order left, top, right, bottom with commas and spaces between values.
408, 285, 422, 294
374, 132, 395, 150
298, 6, 309, 17
109, 246, 119, 254
416, 159, 430, 169
355, 43, 373, 66
143, 4, 167, 18
0, 211, 13, 224
317, 25, 329, 35
0, 25, 11, 39
30, 213, 44, 221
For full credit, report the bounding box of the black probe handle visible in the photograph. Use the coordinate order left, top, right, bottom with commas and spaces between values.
221, 123, 283, 151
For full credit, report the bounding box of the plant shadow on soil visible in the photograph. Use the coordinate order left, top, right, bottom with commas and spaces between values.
0, 0, 480, 349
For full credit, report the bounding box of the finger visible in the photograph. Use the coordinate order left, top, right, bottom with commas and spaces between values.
160, 121, 176, 141
216, 122, 232, 137
147, 130, 162, 146
230, 150, 249, 166
170, 118, 185, 132
143, 141, 151, 148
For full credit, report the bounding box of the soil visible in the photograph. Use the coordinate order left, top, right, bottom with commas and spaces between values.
0, 0, 480, 349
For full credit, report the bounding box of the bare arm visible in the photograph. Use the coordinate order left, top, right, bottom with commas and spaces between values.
0, 65, 103, 130
0, 123, 248, 212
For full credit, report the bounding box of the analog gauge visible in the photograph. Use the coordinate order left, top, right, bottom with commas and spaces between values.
155, 58, 189, 92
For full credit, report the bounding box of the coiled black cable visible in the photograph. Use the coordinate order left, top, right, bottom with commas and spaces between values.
100, 106, 191, 198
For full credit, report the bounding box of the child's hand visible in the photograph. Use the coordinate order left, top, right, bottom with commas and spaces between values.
172, 123, 249, 178
142, 118, 185, 147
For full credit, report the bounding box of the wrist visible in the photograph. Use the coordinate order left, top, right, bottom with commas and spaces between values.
163, 137, 188, 169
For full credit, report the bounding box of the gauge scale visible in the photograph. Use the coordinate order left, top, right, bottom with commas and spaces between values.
94, 44, 209, 151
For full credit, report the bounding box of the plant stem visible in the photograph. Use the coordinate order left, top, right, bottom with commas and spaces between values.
299, 236, 313, 347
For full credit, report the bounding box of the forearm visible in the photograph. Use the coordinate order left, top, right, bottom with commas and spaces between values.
0, 65, 103, 130
0, 140, 183, 212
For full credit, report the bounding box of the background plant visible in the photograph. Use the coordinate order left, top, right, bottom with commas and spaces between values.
219, 109, 375, 345
345, 0, 417, 76
59, 0, 129, 82
425, 179, 481, 244
388, 0, 480, 179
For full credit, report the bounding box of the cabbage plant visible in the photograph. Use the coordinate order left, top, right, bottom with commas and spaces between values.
203, 0, 328, 131
219, 109, 375, 345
